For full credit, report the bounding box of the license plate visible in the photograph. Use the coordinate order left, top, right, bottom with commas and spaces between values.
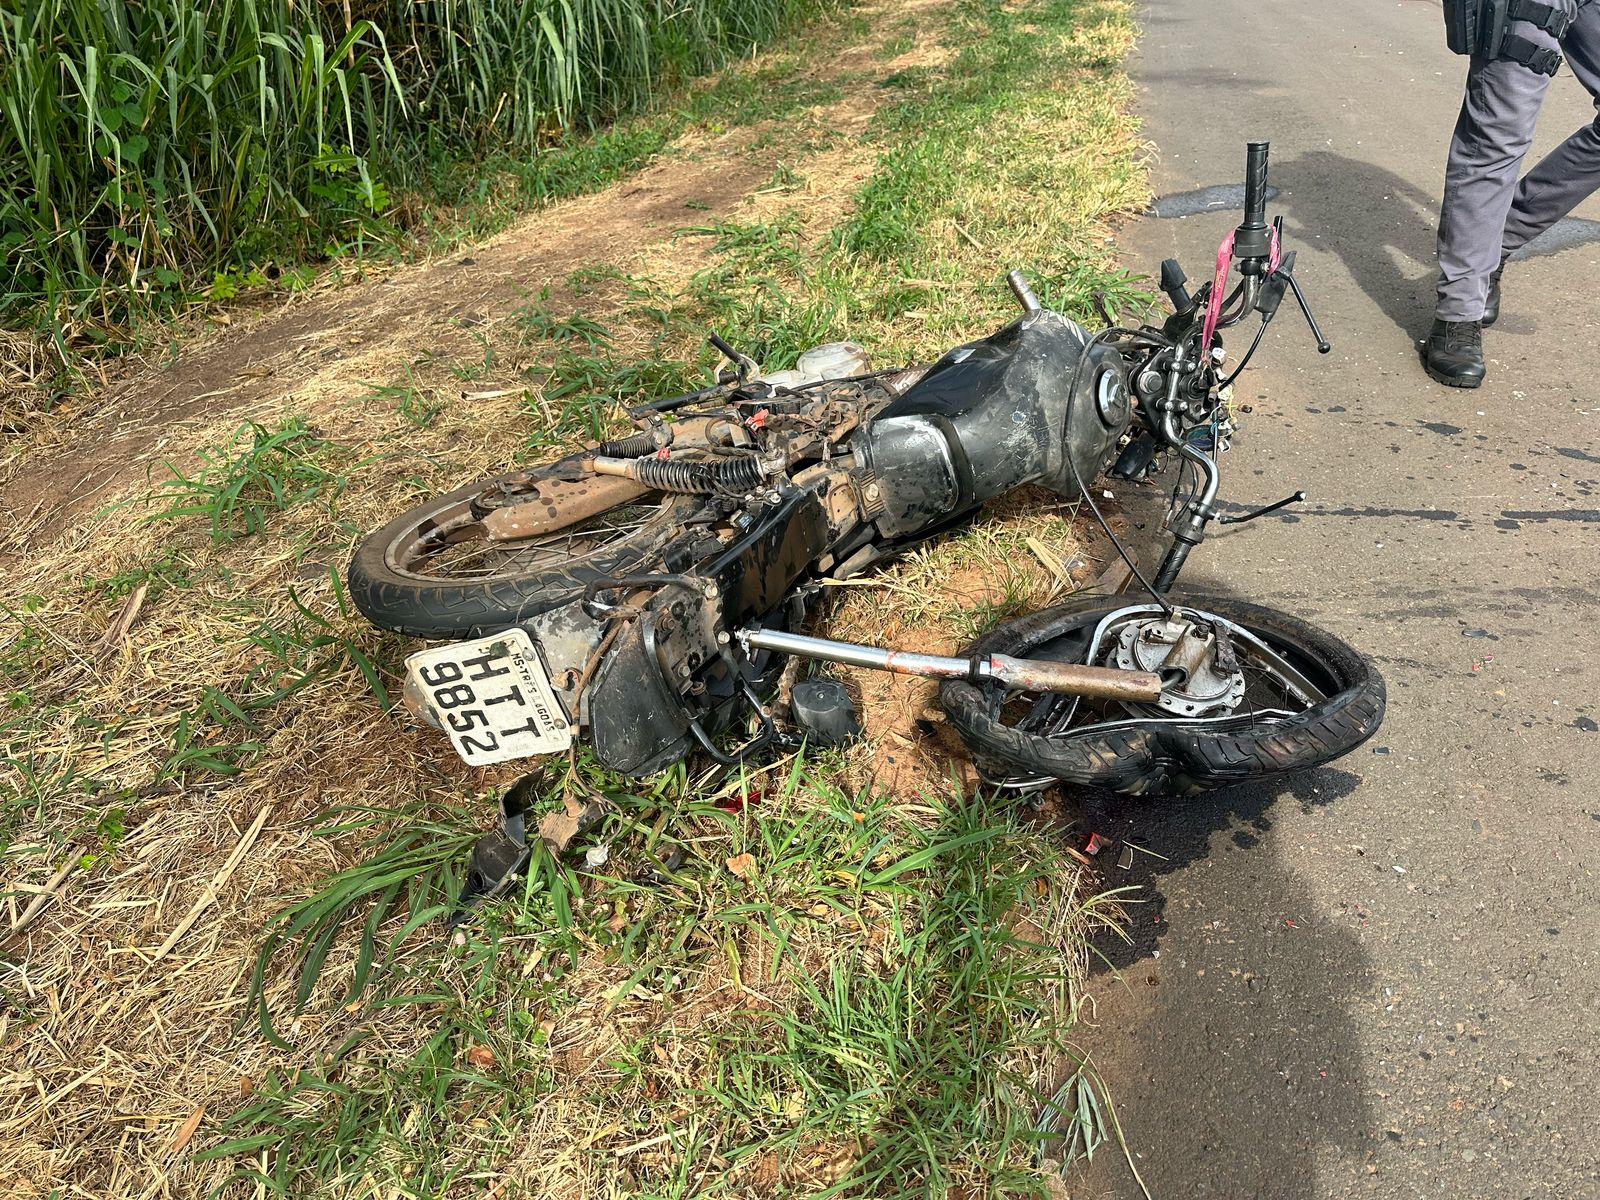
404, 629, 574, 766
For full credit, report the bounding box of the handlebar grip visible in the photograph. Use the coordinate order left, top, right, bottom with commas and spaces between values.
1242, 141, 1270, 230
1160, 258, 1195, 316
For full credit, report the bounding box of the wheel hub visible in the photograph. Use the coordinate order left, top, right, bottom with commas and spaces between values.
1114, 616, 1245, 717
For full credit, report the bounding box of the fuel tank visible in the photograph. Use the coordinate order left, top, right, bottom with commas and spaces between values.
854, 309, 1130, 539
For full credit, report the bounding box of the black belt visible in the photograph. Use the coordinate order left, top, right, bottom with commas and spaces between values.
1508, 0, 1573, 38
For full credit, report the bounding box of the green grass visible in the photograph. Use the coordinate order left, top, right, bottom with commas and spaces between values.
213, 763, 1122, 1197
143, 416, 365, 541
0, 0, 848, 360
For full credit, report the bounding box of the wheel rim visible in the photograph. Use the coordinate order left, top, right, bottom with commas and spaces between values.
379, 479, 668, 584
988, 603, 1342, 742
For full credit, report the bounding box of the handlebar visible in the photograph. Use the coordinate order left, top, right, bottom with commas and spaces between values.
1160, 259, 1196, 317
1243, 142, 1269, 231
1234, 140, 1273, 265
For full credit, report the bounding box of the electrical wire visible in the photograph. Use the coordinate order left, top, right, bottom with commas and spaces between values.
1062, 326, 1176, 616
1219, 314, 1271, 389
1168, 454, 1202, 528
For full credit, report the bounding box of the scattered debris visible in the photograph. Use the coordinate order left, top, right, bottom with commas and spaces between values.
790, 678, 863, 746
1460, 628, 1496, 640
725, 853, 757, 880
1083, 832, 1112, 857
582, 843, 611, 871
1372, 745, 1391, 755
1117, 844, 1135, 870
716, 780, 777, 814
537, 793, 605, 851
1574, 717, 1598, 733
168, 1105, 205, 1156
637, 844, 686, 887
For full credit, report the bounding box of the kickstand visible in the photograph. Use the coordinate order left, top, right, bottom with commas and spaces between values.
450, 777, 535, 926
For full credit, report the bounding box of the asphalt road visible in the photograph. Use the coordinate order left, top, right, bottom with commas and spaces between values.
1069, 2, 1600, 1198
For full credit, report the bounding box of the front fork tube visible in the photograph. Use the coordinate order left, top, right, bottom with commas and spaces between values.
1152, 414, 1220, 593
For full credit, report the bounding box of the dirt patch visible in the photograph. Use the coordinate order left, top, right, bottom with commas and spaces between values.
1, 152, 769, 552
819, 486, 1108, 801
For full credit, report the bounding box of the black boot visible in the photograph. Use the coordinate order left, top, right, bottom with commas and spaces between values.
1424, 319, 1485, 388
1483, 259, 1508, 328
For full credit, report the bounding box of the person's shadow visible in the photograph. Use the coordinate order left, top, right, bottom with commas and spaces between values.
1057, 766, 1379, 1199
1267, 150, 1443, 339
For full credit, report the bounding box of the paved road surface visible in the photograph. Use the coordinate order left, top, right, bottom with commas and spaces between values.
1071, 2, 1600, 1198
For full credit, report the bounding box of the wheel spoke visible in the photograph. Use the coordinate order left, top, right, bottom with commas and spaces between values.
382, 479, 668, 583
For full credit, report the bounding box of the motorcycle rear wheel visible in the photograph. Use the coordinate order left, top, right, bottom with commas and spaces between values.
940, 592, 1385, 796
347, 466, 702, 639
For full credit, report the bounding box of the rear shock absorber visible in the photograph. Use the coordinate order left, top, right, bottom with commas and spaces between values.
591, 454, 767, 495
597, 430, 662, 458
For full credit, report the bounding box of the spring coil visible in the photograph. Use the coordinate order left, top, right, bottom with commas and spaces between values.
630, 458, 715, 494
598, 431, 660, 458
710, 455, 765, 493
630, 455, 766, 495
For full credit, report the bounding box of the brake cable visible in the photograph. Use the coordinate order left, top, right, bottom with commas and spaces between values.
1063, 326, 1176, 617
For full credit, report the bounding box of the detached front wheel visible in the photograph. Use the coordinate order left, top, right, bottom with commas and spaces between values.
940, 592, 1386, 796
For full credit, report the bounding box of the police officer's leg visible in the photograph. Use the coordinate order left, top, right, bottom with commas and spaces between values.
1430, 21, 1559, 386
1501, 1, 1600, 256
1436, 56, 1551, 323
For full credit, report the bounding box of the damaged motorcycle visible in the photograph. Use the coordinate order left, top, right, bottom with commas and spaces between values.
348, 142, 1386, 899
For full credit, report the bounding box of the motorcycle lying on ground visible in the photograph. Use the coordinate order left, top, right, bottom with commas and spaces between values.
349, 142, 1386, 905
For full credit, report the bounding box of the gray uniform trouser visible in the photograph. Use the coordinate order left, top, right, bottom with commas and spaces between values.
1436, 0, 1600, 321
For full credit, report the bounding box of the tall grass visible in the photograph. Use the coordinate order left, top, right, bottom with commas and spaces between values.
1, 0, 403, 338
0, 0, 842, 347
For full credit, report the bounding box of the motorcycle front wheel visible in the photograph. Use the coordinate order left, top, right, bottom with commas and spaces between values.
939, 592, 1386, 796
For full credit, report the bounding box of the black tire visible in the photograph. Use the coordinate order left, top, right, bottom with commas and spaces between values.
939, 591, 1386, 796
347, 470, 704, 639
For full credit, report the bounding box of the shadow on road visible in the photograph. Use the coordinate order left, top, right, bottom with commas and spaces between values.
1053, 767, 1379, 1198
1269, 151, 1442, 339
